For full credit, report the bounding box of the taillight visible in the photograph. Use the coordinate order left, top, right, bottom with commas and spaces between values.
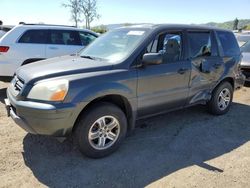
0, 46, 9, 52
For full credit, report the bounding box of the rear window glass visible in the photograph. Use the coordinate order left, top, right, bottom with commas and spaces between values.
187, 32, 212, 58
217, 31, 240, 56
49, 30, 81, 45
18, 30, 47, 44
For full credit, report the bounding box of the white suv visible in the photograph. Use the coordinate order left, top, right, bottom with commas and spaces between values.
0, 24, 98, 79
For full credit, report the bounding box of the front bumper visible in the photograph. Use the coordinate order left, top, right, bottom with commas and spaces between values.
5, 88, 86, 137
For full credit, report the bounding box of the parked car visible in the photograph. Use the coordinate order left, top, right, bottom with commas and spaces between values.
0, 31, 5, 38
0, 25, 14, 38
5, 24, 244, 158
235, 33, 250, 47
0, 24, 98, 80
240, 40, 250, 81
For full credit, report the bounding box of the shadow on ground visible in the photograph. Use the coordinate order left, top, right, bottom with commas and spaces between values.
21, 102, 250, 187
244, 81, 250, 88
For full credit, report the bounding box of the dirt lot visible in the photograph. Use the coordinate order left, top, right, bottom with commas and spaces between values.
0, 81, 250, 188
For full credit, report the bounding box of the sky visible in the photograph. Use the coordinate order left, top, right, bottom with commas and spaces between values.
0, 0, 250, 27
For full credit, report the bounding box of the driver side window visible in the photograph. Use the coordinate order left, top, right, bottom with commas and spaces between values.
147, 32, 182, 63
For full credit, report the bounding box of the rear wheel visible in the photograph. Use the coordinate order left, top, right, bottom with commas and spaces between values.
208, 82, 233, 115
75, 102, 127, 158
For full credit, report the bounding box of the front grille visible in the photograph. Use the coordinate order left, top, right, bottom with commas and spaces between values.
11, 76, 25, 95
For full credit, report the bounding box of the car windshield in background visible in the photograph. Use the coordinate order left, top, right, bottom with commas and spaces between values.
236, 34, 250, 47
0, 26, 13, 38
241, 41, 250, 53
0, 31, 6, 38
80, 29, 149, 63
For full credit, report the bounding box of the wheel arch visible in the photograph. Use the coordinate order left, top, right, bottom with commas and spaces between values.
213, 77, 235, 92
72, 94, 136, 134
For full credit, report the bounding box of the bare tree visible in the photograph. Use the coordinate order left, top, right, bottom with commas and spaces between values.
62, 0, 81, 27
80, 0, 100, 29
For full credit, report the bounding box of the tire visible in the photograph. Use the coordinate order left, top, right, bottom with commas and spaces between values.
75, 102, 127, 158
208, 82, 233, 115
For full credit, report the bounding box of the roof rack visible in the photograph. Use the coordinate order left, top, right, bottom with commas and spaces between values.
19, 23, 76, 28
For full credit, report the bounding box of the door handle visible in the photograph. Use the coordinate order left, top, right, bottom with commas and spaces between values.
49, 46, 58, 50
214, 63, 222, 69
178, 68, 188, 74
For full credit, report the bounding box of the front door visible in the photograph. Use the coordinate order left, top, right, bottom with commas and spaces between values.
137, 31, 191, 117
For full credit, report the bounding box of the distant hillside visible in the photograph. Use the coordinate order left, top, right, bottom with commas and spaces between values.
204, 19, 250, 29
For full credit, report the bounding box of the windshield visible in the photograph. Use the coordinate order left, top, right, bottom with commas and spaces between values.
79, 28, 150, 63
241, 40, 250, 53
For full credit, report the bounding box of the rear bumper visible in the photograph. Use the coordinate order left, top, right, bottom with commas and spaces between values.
0, 60, 17, 77
6, 88, 87, 137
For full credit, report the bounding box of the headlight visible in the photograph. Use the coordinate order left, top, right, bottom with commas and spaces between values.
27, 79, 69, 101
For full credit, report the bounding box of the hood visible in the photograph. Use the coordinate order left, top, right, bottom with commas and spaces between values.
241, 52, 250, 67
16, 55, 113, 82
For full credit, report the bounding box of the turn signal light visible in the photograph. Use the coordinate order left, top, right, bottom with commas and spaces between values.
0, 46, 9, 52
50, 89, 68, 101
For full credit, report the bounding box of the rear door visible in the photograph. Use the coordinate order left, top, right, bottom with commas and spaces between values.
137, 31, 191, 117
187, 30, 224, 102
14, 29, 47, 63
46, 29, 82, 58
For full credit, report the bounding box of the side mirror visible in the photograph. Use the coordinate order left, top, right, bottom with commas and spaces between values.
142, 53, 162, 66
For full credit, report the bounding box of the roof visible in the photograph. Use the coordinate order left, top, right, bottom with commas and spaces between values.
21, 23, 76, 28
122, 24, 231, 32
12, 24, 98, 35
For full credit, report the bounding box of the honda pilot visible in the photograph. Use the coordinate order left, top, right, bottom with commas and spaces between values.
5, 24, 245, 158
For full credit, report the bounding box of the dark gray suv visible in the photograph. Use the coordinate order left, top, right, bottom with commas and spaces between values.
5, 24, 245, 158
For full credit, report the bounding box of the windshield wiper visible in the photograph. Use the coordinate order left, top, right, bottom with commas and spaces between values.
80, 55, 95, 60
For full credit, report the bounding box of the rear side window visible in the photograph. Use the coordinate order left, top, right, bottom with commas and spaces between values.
49, 30, 81, 45
216, 31, 240, 56
79, 32, 97, 46
18, 30, 47, 44
187, 32, 212, 58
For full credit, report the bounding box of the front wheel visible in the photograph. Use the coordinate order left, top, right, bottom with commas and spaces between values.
208, 82, 233, 115
75, 102, 127, 158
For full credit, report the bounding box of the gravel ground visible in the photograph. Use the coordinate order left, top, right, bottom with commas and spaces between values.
0, 81, 250, 188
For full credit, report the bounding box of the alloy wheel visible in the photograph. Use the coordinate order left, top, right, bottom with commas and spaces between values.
217, 88, 231, 111
88, 116, 120, 150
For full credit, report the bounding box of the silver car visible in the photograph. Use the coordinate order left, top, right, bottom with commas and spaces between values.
236, 33, 250, 46
241, 41, 250, 81
0, 25, 13, 38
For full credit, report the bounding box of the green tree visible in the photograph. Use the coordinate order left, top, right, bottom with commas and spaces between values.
242, 25, 250, 30
233, 18, 239, 30
92, 25, 107, 34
